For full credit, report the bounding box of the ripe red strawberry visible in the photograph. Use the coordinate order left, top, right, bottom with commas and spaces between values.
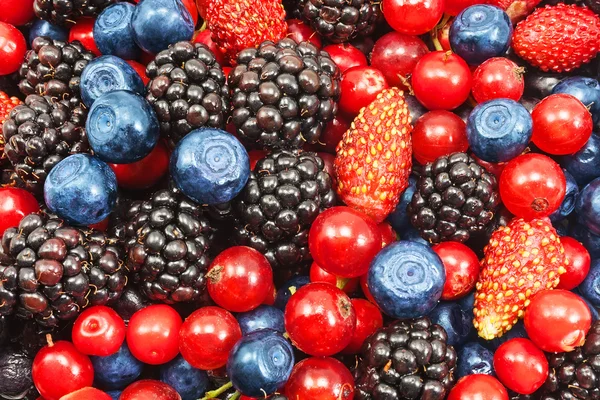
0, 92, 22, 164
474, 218, 567, 340
204, 0, 288, 65
334, 88, 412, 223
512, 4, 600, 72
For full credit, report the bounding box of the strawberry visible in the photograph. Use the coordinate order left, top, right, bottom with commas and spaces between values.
512, 4, 600, 72
474, 218, 567, 340
334, 88, 413, 223
0, 91, 22, 164
204, 0, 288, 65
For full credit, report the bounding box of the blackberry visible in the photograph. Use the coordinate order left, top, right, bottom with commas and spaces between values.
407, 152, 500, 244
2, 94, 89, 195
18, 37, 94, 104
122, 188, 213, 304
230, 38, 341, 149
34, 0, 116, 27
355, 317, 457, 400
0, 212, 127, 328
233, 151, 336, 268
146, 41, 229, 147
297, 0, 382, 43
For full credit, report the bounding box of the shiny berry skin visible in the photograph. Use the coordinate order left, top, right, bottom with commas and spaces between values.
445, 0, 480, 15
531, 93, 593, 155
447, 375, 509, 400
382, 0, 445, 35
125, 60, 150, 85
379, 222, 397, 247
0, 0, 34, 25
69, 17, 101, 56
309, 207, 382, 278
60, 387, 112, 400
284, 282, 356, 356
360, 273, 378, 305
284, 357, 355, 400
339, 66, 389, 116
179, 306, 242, 370
493, 338, 548, 394
192, 29, 226, 66
126, 305, 182, 365
557, 236, 591, 290
318, 114, 351, 154
287, 19, 321, 48
72, 306, 126, 357
524, 289, 592, 353
309, 262, 359, 294
32, 340, 94, 400
120, 380, 180, 400
110, 140, 169, 190
472, 58, 524, 103
342, 298, 383, 354
412, 110, 469, 164
499, 153, 566, 219
412, 51, 473, 111
207, 246, 273, 312
0, 21, 26, 75
0, 187, 40, 237
323, 43, 367, 74
433, 241, 480, 300
370, 32, 429, 89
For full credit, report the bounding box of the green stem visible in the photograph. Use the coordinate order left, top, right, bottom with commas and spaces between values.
230, 392, 241, 400
431, 35, 444, 52
200, 382, 233, 400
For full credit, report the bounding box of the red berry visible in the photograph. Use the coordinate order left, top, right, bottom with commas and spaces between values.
412, 51, 472, 111
285, 282, 356, 356
445, 0, 480, 15
494, 338, 548, 395
72, 306, 125, 357
317, 114, 351, 153
370, 32, 429, 89
126, 305, 182, 365
120, 380, 180, 400
179, 306, 242, 370
412, 110, 469, 164
309, 207, 382, 278
110, 141, 169, 190
557, 236, 591, 290
125, 60, 150, 85
447, 375, 509, 400
68, 18, 101, 56
379, 222, 397, 248
472, 58, 525, 103
339, 66, 389, 116
248, 149, 268, 170
309, 262, 359, 294
499, 153, 566, 219
59, 387, 111, 400
181, 0, 198, 25
287, 19, 321, 48
382, 0, 445, 35
342, 298, 383, 354
0, 21, 26, 76
33, 339, 94, 400
262, 279, 276, 306
322, 43, 367, 73
433, 241, 480, 300
471, 154, 507, 180
531, 93, 593, 155
0, 0, 35, 26
524, 289, 592, 353
0, 187, 40, 237
284, 357, 355, 400
360, 273, 378, 306
192, 29, 227, 66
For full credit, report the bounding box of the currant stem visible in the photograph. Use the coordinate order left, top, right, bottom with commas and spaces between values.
199, 381, 233, 400
230, 392, 241, 400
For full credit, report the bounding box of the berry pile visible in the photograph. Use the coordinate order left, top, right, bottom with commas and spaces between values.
0, 0, 600, 399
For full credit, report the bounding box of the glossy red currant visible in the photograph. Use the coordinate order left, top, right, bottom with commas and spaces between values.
125, 60, 150, 85
447, 375, 509, 400
493, 338, 549, 395
309, 262, 359, 294
412, 110, 469, 164
339, 66, 389, 116
60, 387, 112, 400
120, 380, 180, 400
68, 18, 101, 56
0, 187, 39, 236
72, 306, 126, 357
342, 298, 383, 354
284, 357, 355, 400
322, 43, 367, 74
379, 222, 397, 247
193, 29, 227, 66
557, 236, 591, 290
432, 241, 480, 300
472, 58, 524, 103
110, 140, 169, 190
0, 21, 27, 75
382, 0, 445, 35
287, 18, 321, 48
0, 0, 34, 26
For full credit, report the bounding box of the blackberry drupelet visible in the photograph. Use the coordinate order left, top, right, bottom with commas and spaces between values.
146, 41, 229, 147
297, 0, 381, 43
355, 317, 457, 400
18, 37, 94, 104
2, 94, 89, 195
407, 152, 500, 244
234, 151, 336, 268
34, 0, 116, 27
122, 188, 214, 304
229, 38, 341, 149
0, 212, 127, 328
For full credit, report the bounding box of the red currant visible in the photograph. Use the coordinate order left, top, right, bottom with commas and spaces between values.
317, 114, 351, 154
120, 380, 180, 400
472, 58, 524, 103
342, 298, 383, 354
262, 279, 276, 306
0, 21, 27, 76
125, 60, 150, 85
110, 140, 169, 190
339, 66, 389, 116
284, 357, 355, 400
0, 0, 35, 26
557, 237, 591, 290
287, 19, 322, 48
471, 154, 506, 180
285, 282, 356, 356
322, 43, 367, 74
72, 306, 125, 357
493, 338, 548, 395
382, 0, 445, 35
432, 241, 479, 300
499, 153, 566, 219
193, 29, 227, 66
179, 306, 242, 370
360, 273, 378, 306
532, 93, 593, 155
0, 187, 39, 236
412, 110, 469, 164
68, 18, 101, 56
412, 51, 472, 111
379, 221, 397, 247
248, 149, 268, 170
126, 305, 182, 365
445, 0, 480, 15
524, 289, 592, 353
309, 262, 359, 294
447, 375, 509, 400
309, 206, 382, 278
59, 387, 111, 400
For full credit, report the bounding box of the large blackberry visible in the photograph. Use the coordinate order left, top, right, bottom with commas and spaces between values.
122, 188, 213, 304
407, 152, 500, 244
230, 38, 341, 149
2, 94, 89, 195
34, 0, 116, 26
146, 41, 229, 147
0, 212, 127, 328
234, 151, 336, 268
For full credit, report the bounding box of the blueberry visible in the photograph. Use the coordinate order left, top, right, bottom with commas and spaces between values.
273, 276, 310, 311
576, 177, 600, 235
368, 241, 445, 319
570, 223, 600, 259
579, 260, 600, 308
94, 3, 141, 60
466, 99, 532, 163
449, 5, 512, 65
428, 302, 473, 347
400, 226, 431, 246
44, 154, 118, 226
483, 320, 528, 351
91, 343, 144, 390
550, 170, 579, 223
561, 133, 600, 186
160, 355, 209, 400
456, 342, 494, 379
237, 305, 285, 336
87, 90, 160, 164
171, 128, 250, 205
406, 95, 428, 126
552, 77, 600, 127
388, 175, 418, 233
226, 330, 295, 397
28, 19, 68, 46
578, 292, 600, 322
131, 0, 194, 54
458, 291, 475, 322
524, 70, 563, 99
106, 390, 122, 400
